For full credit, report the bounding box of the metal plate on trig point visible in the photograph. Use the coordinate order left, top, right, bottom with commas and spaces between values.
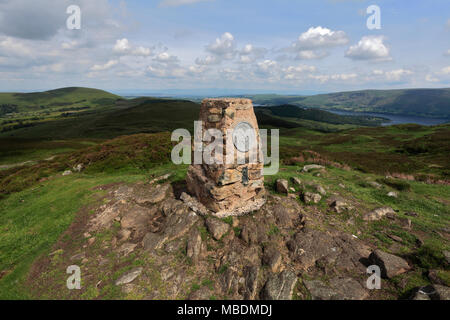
232, 121, 256, 152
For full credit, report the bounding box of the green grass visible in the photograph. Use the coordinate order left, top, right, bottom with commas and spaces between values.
0, 171, 147, 299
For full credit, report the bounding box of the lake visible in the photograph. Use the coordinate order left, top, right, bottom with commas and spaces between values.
327, 110, 449, 126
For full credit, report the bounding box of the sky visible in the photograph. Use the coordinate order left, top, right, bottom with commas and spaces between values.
0, 0, 449, 94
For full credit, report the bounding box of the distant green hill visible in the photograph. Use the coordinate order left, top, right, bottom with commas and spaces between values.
1, 98, 200, 139
248, 88, 450, 119
0, 87, 120, 113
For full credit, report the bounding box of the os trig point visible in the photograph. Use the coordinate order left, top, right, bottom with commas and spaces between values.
186, 98, 266, 217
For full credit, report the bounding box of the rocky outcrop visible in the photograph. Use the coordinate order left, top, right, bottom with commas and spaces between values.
205, 217, 230, 240
261, 270, 297, 300
304, 277, 368, 300
363, 207, 395, 221
368, 249, 410, 278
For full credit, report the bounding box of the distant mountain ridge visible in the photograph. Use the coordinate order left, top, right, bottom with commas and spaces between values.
247, 88, 450, 119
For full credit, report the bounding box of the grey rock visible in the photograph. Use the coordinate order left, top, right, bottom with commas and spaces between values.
115, 267, 143, 285
303, 280, 337, 300
315, 185, 326, 196
263, 247, 282, 273
387, 191, 398, 198
186, 229, 202, 263
276, 179, 289, 194
291, 177, 302, 186
303, 192, 322, 204
62, 170, 72, 176
142, 232, 168, 251
368, 181, 382, 189
363, 207, 395, 221
70, 253, 85, 261
180, 192, 209, 216
304, 277, 368, 300
206, 217, 229, 240
302, 164, 325, 172
262, 270, 297, 300
73, 164, 83, 172
188, 286, 212, 300
243, 266, 260, 300
443, 250, 450, 264
434, 284, 450, 300
368, 249, 410, 278
405, 211, 418, 217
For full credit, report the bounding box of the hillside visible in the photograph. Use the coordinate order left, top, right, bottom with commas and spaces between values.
0, 127, 448, 300
247, 88, 450, 119
0, 87, 120, 113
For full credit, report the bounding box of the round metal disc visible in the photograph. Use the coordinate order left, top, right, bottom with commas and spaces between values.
232, 121, 256, 152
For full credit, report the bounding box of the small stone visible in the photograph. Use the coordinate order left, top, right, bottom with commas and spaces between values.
62, 170, 72, 176
205, 218, 229, 240
70, 253, 85, 261
115, 267, 143, 285
276, 179, 289, 194
302, 164, 325, 172
83, 232, 91, 239
405, 211, 418, 217
117, 229, 131, 242
302, 192, 321, 204
73, 164, 83, 172
363, 207, 395, 221
443, 250, 450, 264
315, 185, 326, 196
118, 242, 137, 256
368, 249, 410, 278
387, 234, 403, 242
368, 181, 382, 189
87, 237, 96, 246
291, 177, 302, 186
387, 191, 398, 198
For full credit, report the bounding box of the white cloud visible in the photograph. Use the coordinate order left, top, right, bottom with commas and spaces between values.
0, 37, 32, 57
195, 55, 219, 65
425, 74, 439, 82
293, 26, 349, 50
309, 73, 358, 83
159, 0, 212, 7
445, 49, 450, 56
238, 44, 266, 64
295, 50, 328, 60
441, 66, 450, 74
114, 38, 131, 53
206, 32, 235, 59
90, 59, 118, 71
113, 38, 151, 56
287, 26, 348, 61
282, 65, 316, 80
195, 32, 237, 65
370, 69, 413, 81
345, 36, 391, 61
154, 52, 178, 63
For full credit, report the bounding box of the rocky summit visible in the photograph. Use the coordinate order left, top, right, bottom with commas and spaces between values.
25, 171, 450, 300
